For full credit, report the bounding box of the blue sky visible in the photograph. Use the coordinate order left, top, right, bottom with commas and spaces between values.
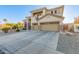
0, 5, 79, 23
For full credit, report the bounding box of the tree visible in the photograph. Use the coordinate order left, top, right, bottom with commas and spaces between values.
3, 18, 8, 23
74, 17, 79, 24
17, 22, 23, 29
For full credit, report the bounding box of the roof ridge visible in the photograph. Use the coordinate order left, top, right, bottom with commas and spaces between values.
49, 5, 64, 10
31, 7, 47, 13
38, 13, 64, 20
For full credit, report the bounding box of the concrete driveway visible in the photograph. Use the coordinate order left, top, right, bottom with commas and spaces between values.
0, 30, 61, 54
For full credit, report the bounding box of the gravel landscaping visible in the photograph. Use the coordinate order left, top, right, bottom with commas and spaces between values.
57, 32, 79, 54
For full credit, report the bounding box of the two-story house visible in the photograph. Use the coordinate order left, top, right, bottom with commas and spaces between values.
27, 5, 64, 31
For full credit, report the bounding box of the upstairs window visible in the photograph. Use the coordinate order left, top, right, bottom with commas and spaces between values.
55, 10, 57, 14
33, 11, 43, 16
51, 11, 53, 14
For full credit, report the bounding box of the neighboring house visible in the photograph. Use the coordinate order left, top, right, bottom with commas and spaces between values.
63, 23, 74, 32
68, 23, 74, 32
27, 5, 64, 32
63, 23, 68, 32
63, 17, 79, 32
74, 24, 79, 32
74, 17, 79, 32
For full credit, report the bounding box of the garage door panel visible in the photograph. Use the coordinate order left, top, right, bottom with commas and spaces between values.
40, 23, 59, 31
33, 25, 38, 30
32, 23, 38, 30
34, 25, 38, 30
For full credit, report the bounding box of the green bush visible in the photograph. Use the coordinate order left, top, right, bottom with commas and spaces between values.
23, 28, 27, 30
16, 28, 20, 32
2, 27, 10, 33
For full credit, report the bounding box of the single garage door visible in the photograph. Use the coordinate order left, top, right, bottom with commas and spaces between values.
32, 23, 38, 30
40, 22, 60, 31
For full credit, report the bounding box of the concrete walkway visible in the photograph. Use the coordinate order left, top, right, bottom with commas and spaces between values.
0, 31, 61, 54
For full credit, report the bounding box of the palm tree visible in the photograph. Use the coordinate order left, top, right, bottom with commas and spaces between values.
3, 18, 8, 23
22, 19, 27, 30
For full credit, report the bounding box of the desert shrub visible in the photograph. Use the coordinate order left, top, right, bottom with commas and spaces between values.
2, 27, 10, 33
22, 28, 27, 30
16, 28, 20, 32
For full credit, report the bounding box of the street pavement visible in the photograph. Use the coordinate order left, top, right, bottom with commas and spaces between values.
0, 31, 16, 37
0, 30, 62, 54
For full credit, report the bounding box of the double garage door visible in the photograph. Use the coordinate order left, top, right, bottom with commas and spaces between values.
40, 22, 60, 31
32, 22, 60, 31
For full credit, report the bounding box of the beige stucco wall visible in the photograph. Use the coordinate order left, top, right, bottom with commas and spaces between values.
31, 16, 38, 23
31, 15, 63, 25
39, 15, 63, 23
55, 7, 63, 16
42, 8, 47, 15
50, 6, 64, 16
